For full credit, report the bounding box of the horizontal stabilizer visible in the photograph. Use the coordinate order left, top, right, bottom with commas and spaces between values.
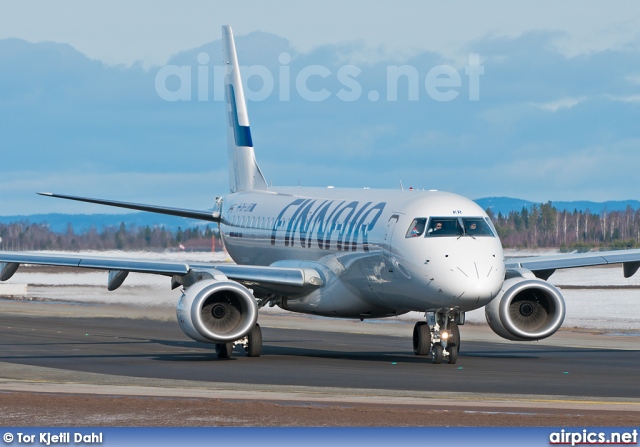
38, 192, 221, 222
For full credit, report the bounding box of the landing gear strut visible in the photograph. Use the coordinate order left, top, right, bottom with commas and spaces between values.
215, 323, 263, 359
413, 310, 464, 364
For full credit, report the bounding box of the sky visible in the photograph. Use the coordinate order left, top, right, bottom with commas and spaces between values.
1, 1, 640, 215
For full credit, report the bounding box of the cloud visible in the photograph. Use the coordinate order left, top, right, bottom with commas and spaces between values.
532, 96, 586, 112
604, 94, 640, 103
2, 29, 640, 215
3, 1, 640, 67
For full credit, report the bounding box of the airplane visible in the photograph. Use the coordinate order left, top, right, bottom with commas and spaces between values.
2, 25, 640, 364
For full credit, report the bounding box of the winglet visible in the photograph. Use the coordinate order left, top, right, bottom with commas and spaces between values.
222, 25, 268, 193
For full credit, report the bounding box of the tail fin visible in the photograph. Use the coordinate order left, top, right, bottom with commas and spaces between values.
222, 25, 268, 193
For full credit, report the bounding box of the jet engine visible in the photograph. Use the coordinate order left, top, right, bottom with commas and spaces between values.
176, 279, 258, 343
485, 275, 565, 341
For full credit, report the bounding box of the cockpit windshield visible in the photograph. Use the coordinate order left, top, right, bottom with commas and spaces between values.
462, 217, 495, 237
425, 217, 463, 237
405, 218, 427, 238
404, 216, 496, 238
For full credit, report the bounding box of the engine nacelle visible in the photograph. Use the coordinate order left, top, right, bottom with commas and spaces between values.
176, 279, 258, 343
485, 276, 565, 341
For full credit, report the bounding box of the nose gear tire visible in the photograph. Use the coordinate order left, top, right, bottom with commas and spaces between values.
413, 322, 431, 355
431, 345, 443, 364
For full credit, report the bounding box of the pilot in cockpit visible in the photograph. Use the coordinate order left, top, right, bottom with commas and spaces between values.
428, 221, 443, 234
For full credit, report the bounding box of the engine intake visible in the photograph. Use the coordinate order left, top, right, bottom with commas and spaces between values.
485, 277, 565, 341
176, 279, 258, 343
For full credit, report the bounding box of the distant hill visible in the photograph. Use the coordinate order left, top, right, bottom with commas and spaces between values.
474, 197, 640, 216
2, 197, 640, 233
474, 197, 534, 215
0, 212, 214, 233
551, 200, 640, 214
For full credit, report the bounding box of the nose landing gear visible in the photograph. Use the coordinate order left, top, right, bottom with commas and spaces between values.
412, 321, 431, 355
413, 310, 464, 364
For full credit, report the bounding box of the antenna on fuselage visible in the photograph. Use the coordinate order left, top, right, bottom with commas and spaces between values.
399, 180, 404, 191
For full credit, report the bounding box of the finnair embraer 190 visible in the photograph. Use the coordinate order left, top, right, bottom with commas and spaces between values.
2, 26, 640, 364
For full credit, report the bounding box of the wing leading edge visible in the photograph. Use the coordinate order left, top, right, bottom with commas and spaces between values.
506, 248, 640, 279
0, 251, 323, 296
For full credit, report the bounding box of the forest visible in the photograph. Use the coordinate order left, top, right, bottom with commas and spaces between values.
2, 201, 640, 252
0, 222, 221, 252
487, 202, 640, 251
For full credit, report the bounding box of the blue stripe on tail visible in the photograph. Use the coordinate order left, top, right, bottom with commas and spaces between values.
226, 84, 253, 147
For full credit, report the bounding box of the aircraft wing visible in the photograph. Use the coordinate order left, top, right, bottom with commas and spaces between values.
505, 248, 640, 280
0, 251, 322, 297
37, 192, 221, 222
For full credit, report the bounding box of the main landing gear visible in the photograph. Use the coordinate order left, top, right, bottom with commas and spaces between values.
412, 310, 464, 364
215, 323, 263, 359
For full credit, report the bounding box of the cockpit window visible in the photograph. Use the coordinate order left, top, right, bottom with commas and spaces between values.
485, 217, 498, 236
405, 218, 427, 238
423, 217, 496, 238
426, 218, 463, 237
462, 217, 495, 236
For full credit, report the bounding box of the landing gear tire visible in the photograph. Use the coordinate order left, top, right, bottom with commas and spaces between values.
431, 345, 443, 364
449, 323, 460, 351
245, 324, 262, 357
448, 344, 458, 364
413, 322, 431, 355
215, 342, 233, 359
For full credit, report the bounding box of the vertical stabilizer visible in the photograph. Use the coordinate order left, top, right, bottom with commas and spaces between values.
222, 25, 268, 193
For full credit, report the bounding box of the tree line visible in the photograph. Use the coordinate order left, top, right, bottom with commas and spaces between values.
488, 202, 640, 251
2, 203, 640, 252
0, 222, 223, 252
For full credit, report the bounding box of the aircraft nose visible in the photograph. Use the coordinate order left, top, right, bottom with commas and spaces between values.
436, 260, 504, 306
459, 261, 498, 284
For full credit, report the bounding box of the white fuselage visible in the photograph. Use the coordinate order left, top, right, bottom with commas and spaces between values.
219, 187, 505, 318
